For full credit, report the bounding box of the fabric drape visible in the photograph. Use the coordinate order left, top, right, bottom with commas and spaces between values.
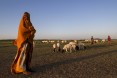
11, 12, 36, 74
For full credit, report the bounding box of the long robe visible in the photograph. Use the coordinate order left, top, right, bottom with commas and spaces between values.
11, 12, 36, 74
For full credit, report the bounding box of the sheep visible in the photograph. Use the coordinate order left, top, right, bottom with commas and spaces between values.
57, 43, 60, 47
94, 40, 98, 43
64, 40, 67, 43
62, 42, 77, 53
42, 40, 48, 43
71, 44, 77, 52
63, 44, 72, 53
69, 42, 77, 51
56, 43, 61, 52
84, 39, 90, 43
61, 40, 67, 43
62, 42, 86, 53
77, 42, 86, 50
101, 39, 105, 43
53, 44, 56, 52
52, 43, 61, 52
74, 40, 77, 43
50, 40, 55, 43
69, 42, 77, 45
61, 40, 64, 43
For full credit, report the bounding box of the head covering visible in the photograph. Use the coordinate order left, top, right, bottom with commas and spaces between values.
14, 12, 36, 49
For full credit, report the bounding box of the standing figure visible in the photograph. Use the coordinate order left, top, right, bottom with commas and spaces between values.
91, 36, 94, 44
11, 12, 36, 75
108, 35, 111, 45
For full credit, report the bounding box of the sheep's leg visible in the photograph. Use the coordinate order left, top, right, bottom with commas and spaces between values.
79, 45, 81, 50
70, 48, 72, 53
74, 47, 76, 52
53, 48, 55, 52
66, 49, 68, 52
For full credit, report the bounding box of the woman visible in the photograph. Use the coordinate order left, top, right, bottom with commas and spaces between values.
108, 35, 111, 45
11, 12, 36, 75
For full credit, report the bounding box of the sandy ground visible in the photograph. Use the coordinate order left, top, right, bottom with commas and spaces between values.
0, 42, 117, 78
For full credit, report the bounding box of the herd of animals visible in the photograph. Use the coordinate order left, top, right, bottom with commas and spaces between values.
52, 42, 86, 53
33, 39, 106, 53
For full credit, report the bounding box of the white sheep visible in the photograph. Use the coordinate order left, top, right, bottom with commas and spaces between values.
69, 42, 77, 45
101, 39, 105, 43
63, 44, 72, 53
69, 42, 77, 51
85, 39, 90, 43
53, 44, 56, 52
56, 43, 61, 51
52, 43, 61, 52
57, 43, 60, 47
42, 40, 48, 43
71, 44, 76, 52
78, 42, 85, 50
94, 40, 98, 43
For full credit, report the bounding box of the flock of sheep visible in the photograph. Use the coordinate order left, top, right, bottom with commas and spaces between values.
53, 41, 86, 53
33, 39, 106, 53
51, 39, 106, 53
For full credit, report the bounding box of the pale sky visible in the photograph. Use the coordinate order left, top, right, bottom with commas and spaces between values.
0, 0, 117, 40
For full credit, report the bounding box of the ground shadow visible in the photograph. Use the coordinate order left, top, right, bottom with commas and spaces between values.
33, 49, 117, 74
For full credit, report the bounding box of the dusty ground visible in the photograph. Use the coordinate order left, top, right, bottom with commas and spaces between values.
0, 40, 117, 78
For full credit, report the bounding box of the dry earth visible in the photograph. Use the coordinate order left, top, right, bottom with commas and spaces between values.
0, 40, 117, 78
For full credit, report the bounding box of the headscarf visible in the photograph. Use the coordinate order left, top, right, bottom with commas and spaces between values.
14, 12, 36, 49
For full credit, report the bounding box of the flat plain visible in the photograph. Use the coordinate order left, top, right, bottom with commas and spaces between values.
0, 40, 117, 78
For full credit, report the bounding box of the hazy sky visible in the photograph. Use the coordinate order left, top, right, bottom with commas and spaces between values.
0, 0, 117, 40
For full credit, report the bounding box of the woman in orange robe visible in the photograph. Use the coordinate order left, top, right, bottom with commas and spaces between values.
11, 12, 36, 75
